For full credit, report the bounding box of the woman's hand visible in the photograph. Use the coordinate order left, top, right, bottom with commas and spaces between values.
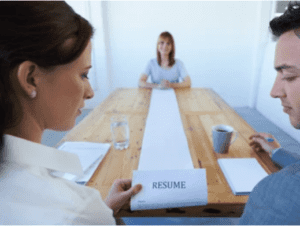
105, 179, 142, 215
249, 133, 281, 157
159, 79, 171, 89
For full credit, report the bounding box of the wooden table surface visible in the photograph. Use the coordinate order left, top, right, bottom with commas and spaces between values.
56, 88, 279, 218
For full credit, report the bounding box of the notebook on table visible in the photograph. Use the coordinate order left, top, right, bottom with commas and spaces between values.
218, 158, 268, 195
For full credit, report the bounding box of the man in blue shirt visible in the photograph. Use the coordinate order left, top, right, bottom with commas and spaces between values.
239, 2, 300, 224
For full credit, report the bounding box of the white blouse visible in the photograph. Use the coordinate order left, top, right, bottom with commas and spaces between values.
0, 134, 115, 225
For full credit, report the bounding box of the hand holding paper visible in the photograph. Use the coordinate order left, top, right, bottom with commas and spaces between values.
131, 169, 207, 211
105, 179, 142, 214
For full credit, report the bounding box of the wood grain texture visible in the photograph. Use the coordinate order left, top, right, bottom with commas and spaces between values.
56, 88, 279, 217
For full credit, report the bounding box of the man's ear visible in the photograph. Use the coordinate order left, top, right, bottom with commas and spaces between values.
16, 61, 38, 98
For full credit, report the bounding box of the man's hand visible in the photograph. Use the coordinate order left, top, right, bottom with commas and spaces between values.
249, 133, 281, 157
105, 179, 142, 215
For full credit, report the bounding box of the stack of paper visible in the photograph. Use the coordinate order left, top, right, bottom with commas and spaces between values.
131, 169, 208, 210
57, 142, 111, 185
218, 158, 268, 195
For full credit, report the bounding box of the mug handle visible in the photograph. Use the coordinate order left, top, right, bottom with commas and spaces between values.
230, 131, 238, 145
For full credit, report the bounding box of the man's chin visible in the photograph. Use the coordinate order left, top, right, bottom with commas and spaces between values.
290, 116, 300, 129
294, 122, 300, 129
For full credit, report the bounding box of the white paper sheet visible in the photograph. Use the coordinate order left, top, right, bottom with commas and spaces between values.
138, 89, 194, 170
56, 142, 111, 184
218, 158, 268, 195
131, 169, 208, 210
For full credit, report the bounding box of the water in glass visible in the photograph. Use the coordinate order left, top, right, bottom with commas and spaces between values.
111, 121, 129, 150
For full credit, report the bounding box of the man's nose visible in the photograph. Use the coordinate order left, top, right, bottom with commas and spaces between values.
270, 74, 286, 98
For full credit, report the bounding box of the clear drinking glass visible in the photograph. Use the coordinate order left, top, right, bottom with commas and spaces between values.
110, 115, 130, 150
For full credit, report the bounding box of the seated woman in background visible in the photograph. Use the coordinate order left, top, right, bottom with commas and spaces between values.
0, 2, 141, 224
138, 31, 191, 89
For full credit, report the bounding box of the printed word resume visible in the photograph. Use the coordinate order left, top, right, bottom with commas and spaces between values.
131, 169, 207, 210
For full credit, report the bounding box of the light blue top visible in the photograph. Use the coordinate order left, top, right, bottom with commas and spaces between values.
143, 58, 188, 84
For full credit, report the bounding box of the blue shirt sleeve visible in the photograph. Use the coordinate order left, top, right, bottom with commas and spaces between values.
272, 148, 300, 168
143, 60, 152, 77
176, 60, 188, 81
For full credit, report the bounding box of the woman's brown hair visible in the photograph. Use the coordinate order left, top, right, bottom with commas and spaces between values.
0, 1, 94, 159
156, 32, 176, 67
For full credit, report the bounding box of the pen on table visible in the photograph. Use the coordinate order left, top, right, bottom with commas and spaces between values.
265, 137, 274, 142
198, 159, 202, 168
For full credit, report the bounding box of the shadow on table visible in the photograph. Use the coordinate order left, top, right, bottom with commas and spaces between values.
122, 217, 240, 225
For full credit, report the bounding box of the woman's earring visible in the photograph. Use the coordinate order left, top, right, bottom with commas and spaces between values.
30, 90, 37, 99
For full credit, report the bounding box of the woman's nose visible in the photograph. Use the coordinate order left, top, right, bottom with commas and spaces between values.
85, 81, 94, 100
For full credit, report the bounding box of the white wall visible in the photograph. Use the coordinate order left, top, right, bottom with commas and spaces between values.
66, 1, 112, 109
104, 1, 262, 107
65, 1, 300, 143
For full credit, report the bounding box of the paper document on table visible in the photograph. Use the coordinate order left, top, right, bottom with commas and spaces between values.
131, 169, 207, 210
218, 158, 268, 195
57, 142, 111, 184
138, 89, 194, 170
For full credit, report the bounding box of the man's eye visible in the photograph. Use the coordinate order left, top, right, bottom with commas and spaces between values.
81, 73, 89, 79
284, 76, 297, 82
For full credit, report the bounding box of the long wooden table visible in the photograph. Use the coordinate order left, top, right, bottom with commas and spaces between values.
56, 88, 279, 218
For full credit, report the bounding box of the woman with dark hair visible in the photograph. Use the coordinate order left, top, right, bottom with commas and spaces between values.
138, 32, 191, 89
0, 2, 141, 224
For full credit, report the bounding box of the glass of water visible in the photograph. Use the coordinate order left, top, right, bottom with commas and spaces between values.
110, 115, 130, 150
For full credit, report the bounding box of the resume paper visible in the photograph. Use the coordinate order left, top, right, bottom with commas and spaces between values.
131, 169, 208, 210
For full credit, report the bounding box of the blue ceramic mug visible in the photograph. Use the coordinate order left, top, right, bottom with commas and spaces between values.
212, 125, 238, 154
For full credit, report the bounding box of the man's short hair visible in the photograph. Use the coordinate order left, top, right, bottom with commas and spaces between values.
270, 1, 300, 37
